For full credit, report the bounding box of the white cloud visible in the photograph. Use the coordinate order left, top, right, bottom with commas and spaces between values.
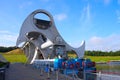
0, 30, 18, 47
19, 1, 33, 9
118, 0, 120, 5
40, 0, 50, 2
79, 4, 93, 31
103, 0, 111, 5
89, 36, 103, 45
86, 4, 91, 21
54, 13, 67, 21
86, 34, 120, 51
80, 4, 91, 22
116, 10, 120, 23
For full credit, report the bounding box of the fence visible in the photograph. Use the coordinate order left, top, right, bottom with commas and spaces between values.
32, 63, 120, 80
83, 70, 120, 80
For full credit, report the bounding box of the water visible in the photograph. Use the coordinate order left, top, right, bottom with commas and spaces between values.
96, 62, 120, 75
83, 62, 120, 80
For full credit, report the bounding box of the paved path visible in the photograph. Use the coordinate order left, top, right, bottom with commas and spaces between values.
5, 63, 43, 80
5, 63, 80, 80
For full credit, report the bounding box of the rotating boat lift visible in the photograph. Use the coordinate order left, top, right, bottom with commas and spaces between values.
16, 9, 85, 64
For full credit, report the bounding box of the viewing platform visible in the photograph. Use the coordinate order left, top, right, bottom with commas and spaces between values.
5, 63, 81, 80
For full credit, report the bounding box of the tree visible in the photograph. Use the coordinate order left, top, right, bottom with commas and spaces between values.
0, 46, 17, 52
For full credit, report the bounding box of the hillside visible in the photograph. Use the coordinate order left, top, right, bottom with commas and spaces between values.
2, 49, 27, 63
5, 49, 24, 54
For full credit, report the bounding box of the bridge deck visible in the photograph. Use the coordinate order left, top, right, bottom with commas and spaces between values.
5, 63, 80, 80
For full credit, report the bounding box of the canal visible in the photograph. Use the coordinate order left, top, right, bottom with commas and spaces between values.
96, 62, 120, 75
83, 62, 120, 80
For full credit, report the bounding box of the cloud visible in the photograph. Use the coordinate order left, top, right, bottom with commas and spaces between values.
19, 1, 33, 9
86, 4, 91, 21
79, 4, 93, 31
86, 34, 120, 51
103, 0, 111, 5
116, 10, 120, 23
118, 0, 120, 5
89, 36, 103, 45
80, 4, 91, 22
40, 0, 50, 2
54, 13, 67, 21
0, 30, 18, 47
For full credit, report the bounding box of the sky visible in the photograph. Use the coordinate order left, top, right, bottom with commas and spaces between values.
0, 0, 120, 51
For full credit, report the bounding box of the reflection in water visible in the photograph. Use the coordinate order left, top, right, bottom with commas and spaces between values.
82, 62, 120, 80
96, 62, 120, 75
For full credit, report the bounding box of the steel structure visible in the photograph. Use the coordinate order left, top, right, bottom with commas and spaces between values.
16, 9, 85, 64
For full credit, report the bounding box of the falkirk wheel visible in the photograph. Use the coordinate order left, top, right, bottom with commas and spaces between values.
16, 9, 85, 64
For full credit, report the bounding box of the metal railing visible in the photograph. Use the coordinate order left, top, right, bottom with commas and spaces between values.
95, 71, 120, 80
83, 71, 120, 80
32, 63, 82, 80
32, 63, 120, 80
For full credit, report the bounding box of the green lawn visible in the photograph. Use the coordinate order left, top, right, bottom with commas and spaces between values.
68, 53, 120, 62
1, 52, 120, 63
85, 56, 120, 62
2, 54, 27, 63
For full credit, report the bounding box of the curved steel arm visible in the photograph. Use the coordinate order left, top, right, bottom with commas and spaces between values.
16, 9, 85, 63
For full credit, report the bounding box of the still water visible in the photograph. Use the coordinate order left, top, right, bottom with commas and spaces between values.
84, 62, 120, 80
96, 62, 120, 75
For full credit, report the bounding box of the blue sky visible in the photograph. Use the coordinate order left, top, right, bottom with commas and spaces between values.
0, 0, 120, 51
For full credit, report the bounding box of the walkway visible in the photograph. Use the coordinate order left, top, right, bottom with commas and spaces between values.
5, 63, 80, 80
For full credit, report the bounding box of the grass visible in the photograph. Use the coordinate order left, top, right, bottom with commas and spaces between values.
85, 56, 120, 62
68, 53, 120, 62
1, 49, 120, 63
68, 53, 77, 58
1, 49, 27, 63
3, 54, 27, 63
